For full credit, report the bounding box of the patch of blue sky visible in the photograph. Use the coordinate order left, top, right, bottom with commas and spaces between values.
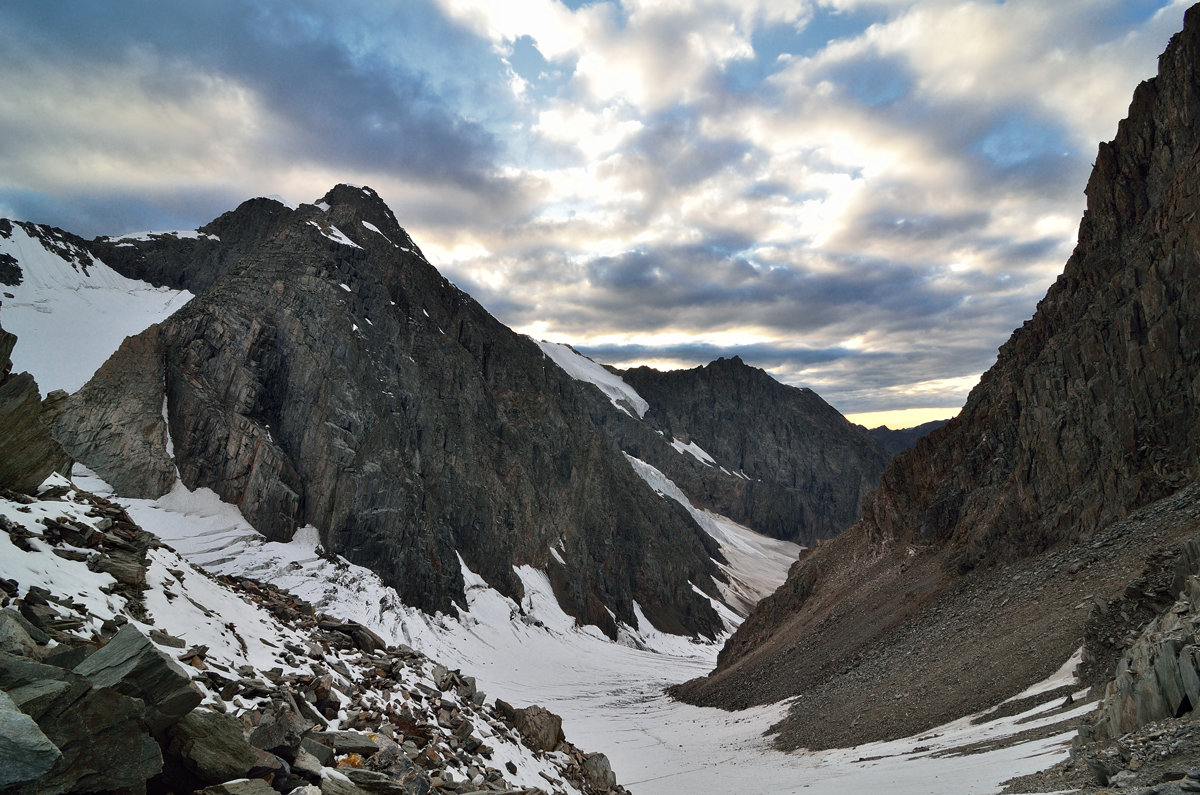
507, 35, 575, 102
1092, 0, 1175, 32
826, 55, 911, 107
974, 112, 1074, 169
722, 6, 885, 94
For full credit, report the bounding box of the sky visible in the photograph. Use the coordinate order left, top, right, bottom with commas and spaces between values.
0, 1, 1190, 427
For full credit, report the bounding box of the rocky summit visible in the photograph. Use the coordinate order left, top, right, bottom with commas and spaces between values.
50, 184, 728, 639
676, 2, 1200, 758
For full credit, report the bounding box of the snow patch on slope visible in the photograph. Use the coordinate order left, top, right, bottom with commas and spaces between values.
670, 437, 716, 466
624, 453, 802, 618
307, 220, 362, 249
535, 340, 649, 418
0, 222, 192, 394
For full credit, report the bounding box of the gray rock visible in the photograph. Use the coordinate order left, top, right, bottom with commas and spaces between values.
0, 689, 60, 787
0, 323, 72, 493
512, 705, 564, 752
50, 325, 177, 499
248, 694, 317, 755
318, 768, 371, 795
74, 623, 203, 732
32, 680, 162, 792
311, 729, 381, 756
0, 609, 37, 657
302, 735, 336, 767
169, 708, 278, 784
582, 752, 617, 791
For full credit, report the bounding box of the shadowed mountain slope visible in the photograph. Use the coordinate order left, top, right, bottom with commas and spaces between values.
675, 4, 1200, 749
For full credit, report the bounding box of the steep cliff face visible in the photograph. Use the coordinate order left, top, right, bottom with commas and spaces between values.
0, 323, 71, 492
55, 186, 727, 639
616, 358, 889, 544
87, 197, 295, 295
676, 4, 1200, 747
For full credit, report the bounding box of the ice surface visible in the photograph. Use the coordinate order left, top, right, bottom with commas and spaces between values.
0, 223, 192, 394
535, 339, 649, 418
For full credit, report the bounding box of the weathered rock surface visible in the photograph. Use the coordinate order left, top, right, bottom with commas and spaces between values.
54, 184, 724, 638
50, 325, 175, 498
676, 4, 1200, 751
73, 623, 204, 732
0, 323, 71, 493
511, 704, 564, 752
86, 196, 296, 295
168, 708, 278, 785
0, 688, 60, 788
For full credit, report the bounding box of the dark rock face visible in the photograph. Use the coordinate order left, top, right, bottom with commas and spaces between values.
85, 197, 296, 295
860, 6, 1200, 568
617, 357, 889, 544
0, 323, 72, 493
55, 185, 723, 638
677, 5, 1200, 747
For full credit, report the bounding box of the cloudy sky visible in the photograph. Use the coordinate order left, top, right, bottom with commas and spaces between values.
0, 1, 1189, 426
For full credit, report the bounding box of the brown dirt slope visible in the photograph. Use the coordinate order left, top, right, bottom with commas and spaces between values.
674, 3, 1200, 750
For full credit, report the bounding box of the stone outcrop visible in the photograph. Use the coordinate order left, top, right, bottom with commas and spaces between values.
676, 4, 1200, 749
0, 323, 71, 493
53, 184, 724, 639
50, 324, 175, 498
616, 357, 889, 544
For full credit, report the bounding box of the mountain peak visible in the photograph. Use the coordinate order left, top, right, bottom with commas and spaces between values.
312, 184, 412, 250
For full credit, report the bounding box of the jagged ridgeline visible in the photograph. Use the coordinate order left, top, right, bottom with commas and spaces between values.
52, 185, 729, 638
676, 3, 1200, 751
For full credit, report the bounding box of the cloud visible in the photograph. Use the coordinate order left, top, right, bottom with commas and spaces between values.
0, 0, 1188, 417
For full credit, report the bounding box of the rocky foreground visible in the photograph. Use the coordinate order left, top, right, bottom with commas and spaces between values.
0, 478, 626, 795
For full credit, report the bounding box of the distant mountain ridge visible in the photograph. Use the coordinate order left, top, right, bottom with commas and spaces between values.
675, 3, 1200, 750
865, 419, 948, 457
615, 357, 889, 544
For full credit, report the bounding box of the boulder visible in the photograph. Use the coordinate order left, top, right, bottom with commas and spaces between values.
0, 609, 38, 657
248, 693, 317, 757
73, 623, 203, 732
30, 680, 162, 792
0, 689, 60, 788
512, 704, 564, 752
168, 708, 279, 784
310, 729, 381, 756
582, 752, 617, 791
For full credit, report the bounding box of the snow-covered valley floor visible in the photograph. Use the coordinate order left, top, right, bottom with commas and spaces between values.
71, 468, 1088, 795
